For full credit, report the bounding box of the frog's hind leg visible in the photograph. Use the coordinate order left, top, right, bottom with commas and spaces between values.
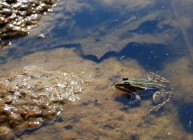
147, 72, 169, 84
149, 90, 173, 113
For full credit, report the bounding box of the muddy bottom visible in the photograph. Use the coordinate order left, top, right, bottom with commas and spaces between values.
0, 48, 190, 140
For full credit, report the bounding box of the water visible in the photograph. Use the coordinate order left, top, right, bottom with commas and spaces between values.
0, 0, 193, 139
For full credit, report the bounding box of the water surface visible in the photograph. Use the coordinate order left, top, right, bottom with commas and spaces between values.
1, 0, 193, 139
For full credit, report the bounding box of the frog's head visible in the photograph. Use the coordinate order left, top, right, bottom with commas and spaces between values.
115, 77, 134, 93
115, 77, 146, 93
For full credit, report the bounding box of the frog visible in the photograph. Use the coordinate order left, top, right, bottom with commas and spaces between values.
115, 72, 173, 113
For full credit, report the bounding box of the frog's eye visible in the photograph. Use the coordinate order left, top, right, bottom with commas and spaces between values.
122, 77, 128, 81
124, 82, 129, 84
124, 82, 130, 87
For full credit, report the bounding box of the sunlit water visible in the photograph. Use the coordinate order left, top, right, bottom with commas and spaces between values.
0, 0, 193, 139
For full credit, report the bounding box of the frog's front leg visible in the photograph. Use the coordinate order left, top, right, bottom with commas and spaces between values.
149, 89, 173, 113
128, 93, 141, 105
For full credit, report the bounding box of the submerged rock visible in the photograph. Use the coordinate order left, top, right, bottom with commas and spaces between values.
0, 65, 86, 139
0, 0, 56, 49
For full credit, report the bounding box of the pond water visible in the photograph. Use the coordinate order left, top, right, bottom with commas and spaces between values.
1, 0, 193, 139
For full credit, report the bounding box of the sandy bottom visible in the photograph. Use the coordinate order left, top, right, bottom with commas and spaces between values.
0, 48, 193, 140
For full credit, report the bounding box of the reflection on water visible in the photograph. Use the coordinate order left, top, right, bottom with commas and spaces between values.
0, 0, 193, 139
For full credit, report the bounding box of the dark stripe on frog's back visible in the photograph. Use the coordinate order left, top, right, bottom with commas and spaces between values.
128, 85, 145, 92
115, 83, 145, 93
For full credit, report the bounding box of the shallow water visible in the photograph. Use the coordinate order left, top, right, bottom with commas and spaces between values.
0, 0, 193, 139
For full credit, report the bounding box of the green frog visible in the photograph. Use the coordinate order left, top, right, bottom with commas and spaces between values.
115, 72, 173, 113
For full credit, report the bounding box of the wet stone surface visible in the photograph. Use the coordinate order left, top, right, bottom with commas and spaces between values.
0, 0, 56, 50
0, 65, 86, 139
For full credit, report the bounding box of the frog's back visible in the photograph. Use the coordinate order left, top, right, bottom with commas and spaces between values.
129, 79, 165, 89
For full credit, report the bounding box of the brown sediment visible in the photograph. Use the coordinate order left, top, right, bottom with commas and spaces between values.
0, 48, 187, 139
0, 65, 87, 139
0, 0, 56, 50
163, 57, 193, 102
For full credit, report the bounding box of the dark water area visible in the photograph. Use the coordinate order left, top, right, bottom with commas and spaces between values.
129, 19, 173, 34
0, 0, 188, 67
179, 102, 193, 133
1, 0, 193, 139
2, 42, 176, 71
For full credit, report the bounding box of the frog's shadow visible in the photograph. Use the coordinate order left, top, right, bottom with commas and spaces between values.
114, 91, 153, 107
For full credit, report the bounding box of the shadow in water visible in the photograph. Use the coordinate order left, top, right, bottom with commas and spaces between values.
114, 90, 154, 108
114, 94, 133, 106
178, 102, 193, 133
